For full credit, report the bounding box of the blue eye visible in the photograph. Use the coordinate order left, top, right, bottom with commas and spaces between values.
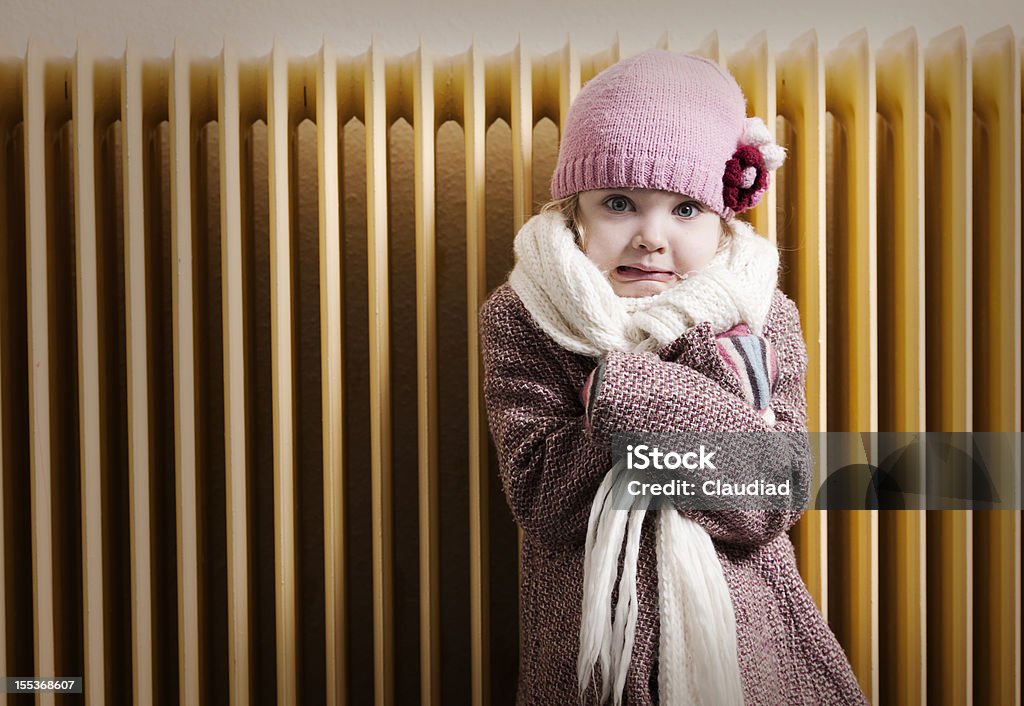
605, 196, 632, 212
676, 202, 701, 218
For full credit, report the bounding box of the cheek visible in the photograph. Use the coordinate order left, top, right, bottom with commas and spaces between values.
579, 227, 622, 264
678, 223, 721, 266
585, 251, 616, 274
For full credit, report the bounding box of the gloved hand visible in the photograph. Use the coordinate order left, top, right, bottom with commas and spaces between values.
714, 323, 779, 424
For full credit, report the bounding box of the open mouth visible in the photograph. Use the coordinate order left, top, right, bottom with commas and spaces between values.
615, 265, 675, 281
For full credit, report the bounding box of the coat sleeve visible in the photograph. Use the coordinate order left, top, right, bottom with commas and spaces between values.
478, 291, 614, 550
584, 289, 813, 547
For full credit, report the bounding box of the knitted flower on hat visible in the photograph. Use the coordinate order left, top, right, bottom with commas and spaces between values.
723, 116, 787, 212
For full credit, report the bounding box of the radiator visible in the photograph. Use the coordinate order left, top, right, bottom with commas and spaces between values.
0, 27, 1020, 706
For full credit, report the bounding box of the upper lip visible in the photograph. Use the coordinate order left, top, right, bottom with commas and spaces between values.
620, 263, 673, 273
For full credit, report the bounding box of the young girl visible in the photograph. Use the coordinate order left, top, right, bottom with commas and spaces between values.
479, 49, 867, 705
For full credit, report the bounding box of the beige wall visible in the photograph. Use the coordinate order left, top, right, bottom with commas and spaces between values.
0, 0, 1021, 58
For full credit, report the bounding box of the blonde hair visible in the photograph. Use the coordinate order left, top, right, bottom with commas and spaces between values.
539, 193, 734, 254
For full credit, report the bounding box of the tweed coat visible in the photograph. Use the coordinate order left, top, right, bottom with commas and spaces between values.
479, 281, 868, 706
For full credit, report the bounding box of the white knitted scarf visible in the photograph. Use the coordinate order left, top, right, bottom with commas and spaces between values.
507, 208, 779, 706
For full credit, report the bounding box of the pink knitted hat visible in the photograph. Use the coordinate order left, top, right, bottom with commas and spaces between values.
549, 49, 784, 218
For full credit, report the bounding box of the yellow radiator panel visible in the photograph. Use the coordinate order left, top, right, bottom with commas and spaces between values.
0, 30, 1019, 706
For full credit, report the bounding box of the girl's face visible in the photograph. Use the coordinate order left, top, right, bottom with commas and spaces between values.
576, 188, 723, 298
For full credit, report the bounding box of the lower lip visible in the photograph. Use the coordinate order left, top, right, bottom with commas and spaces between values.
614, 266, 675, 282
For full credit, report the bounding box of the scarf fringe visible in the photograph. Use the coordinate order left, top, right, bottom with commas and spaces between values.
579, 485, 745, 706
658, 510, 745, 706
578, 461, 653, 706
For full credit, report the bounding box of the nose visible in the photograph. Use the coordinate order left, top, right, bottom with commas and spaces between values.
632, 216, 668, 252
